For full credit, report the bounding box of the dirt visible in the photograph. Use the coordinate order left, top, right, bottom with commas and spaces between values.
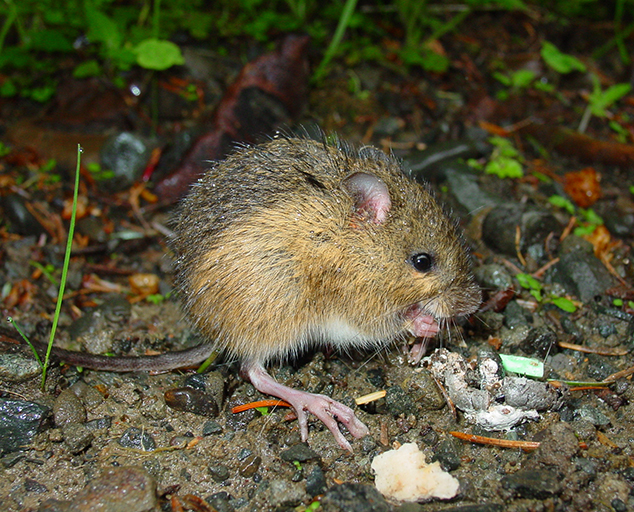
2, 9, 634, 512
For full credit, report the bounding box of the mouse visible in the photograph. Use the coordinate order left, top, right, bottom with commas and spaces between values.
40, 135, 481, 451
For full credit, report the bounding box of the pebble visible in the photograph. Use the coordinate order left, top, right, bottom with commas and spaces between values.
62, 423, 94, 454
1, 194, 47, 235
306, 466, 327, 496
500, 468, 562, 499
474, 263, 513, 291
519, 326, 557, 357
482, 204, 559, 256
202, 420, 223, 436
53, 388, 87, 426
0, 352, 42, 382
532, 422, 579, 467
24, 478, 49, 494
208, 462, 231, 482
280, 443, 320, 462
503, 300, 532, 329
547, 250, 614, 302
205, 492, 235, 512
574, 404, 611, 426
238, 453, 261, 478
444, 165, 501, 214
164, 387, 219, 417
118, 427, 156, 451
35, 466, 156, 512
100, 132, 153, 191
432, 438, 461, 471
320, 482, 390, 512
0, 399, 51, 456
384, 385, 410, 416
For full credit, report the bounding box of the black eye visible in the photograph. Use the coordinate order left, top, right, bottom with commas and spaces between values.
411, 252, 434, 272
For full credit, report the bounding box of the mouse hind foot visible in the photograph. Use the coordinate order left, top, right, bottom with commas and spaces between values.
243, 361, 369, 451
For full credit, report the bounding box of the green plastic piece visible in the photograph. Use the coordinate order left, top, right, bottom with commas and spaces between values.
499, 354, 544, 378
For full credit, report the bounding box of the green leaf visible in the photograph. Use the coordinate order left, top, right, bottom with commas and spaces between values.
510, 69, 536, 88
29, 29, 74, 52
484, 156, 523, 179
551, 296, 577, 313
548, 195, 575, 215
86, 9, 122, 51
541, 41, 586, 74
579, 208, 603, 226
135, 39, 185, 70
590, 83, 631, 117
516, 273, 542, 292
73, 60, 102, 78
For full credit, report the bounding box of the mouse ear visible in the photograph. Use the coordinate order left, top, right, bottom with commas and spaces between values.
343, 172, 391, 225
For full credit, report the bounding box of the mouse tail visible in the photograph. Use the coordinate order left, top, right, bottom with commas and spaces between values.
30, 341, 216, 373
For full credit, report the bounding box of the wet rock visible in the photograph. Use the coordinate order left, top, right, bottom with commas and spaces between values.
574, 404, 611, 426
500, 377, 560, 410
0, 351, 42, 382
280, 443, 320, 462
70, 381, 104, 409
547, 250, 614, 302
532, 422, 579, 467
85, 417, 112, 430
482, 204, 559, 256
164, 387, 219, 417
25, 478, 48, 493
444, 165, 501, 214
385, 385, 410, 416
0, 399, 51, 456
432, 438, 461, 471
252, 478, 308, 509
406, 140, 487, 180
36, 466, 156, 512
593, 474, 630, 510
585, 354, 618, 381
474, 264, 513, 291
208, 463, 231, 482
205, 492, 235, 512
100, 132, 153, 191
183, 373, 207, 391
1, 194, 47, 236
306, 465, 327, 496
412, 370, 446, 410
500, 468, 562, 499
118, 427, 156, 451
53, 388, 87, 426
321, 482, 390, 512
76, 216, 108, 243
238, 453, 261, 478
202, 420, 223, 436
503, 301, 532, 329
62, 423, 94, 454
519, 326, 557, 357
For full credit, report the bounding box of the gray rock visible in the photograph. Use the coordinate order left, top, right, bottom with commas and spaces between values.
501, 468, 562, 499
321, 482, 390, 512
118, 427, 156, 451
0, 352, 42, 382
280, 443, 320, 462
100, 132, 153, 191
53, 388, 87, 426
445, 166, 501, 214
0, 399, 51, 456
547, 250, 614, 302
474, 263, 513, 291
483, 204, 559, 256
62, 423, 94, 454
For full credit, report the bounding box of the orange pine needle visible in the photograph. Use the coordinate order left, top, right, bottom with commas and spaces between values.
231, 399, 292, 414
450, 431, 541, 451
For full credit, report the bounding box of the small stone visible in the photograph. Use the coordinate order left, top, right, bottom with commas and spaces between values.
2, 194, 47, 235
85, 417, 113, 431
321, 482, 390, 512
0, 399, 51, 456
501, 468, 562, 499
0, 352, 42, 382
202, 420, 223, 436
118, 427, 156, 451
280, 443, 320, 462
183, 373, 207, 391
238, 453, 261, 478
53, 388, 87, 426
306, 466, 327, 496
100, 132, 153, 191
432, 438, 461, 471
62, 423, 94, 454
25, 478, 48, 493
547, 250, 614, 302
520, 326, 557, 358
385, 385, 410, 416
164, 387, 219, 417
205, 492, 235, 512
574, 404, 611, 426
208, 463, 231, 482
474, 263, 513, 291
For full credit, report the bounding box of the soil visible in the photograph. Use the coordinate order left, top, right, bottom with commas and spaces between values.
2, 8, 634, 512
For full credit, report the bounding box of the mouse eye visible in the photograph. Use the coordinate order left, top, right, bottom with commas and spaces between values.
411, 252, 434, 272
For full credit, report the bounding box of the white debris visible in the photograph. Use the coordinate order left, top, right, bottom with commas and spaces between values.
371, 443, 460, 502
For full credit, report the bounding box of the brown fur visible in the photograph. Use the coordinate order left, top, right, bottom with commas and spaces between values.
171, 136, 481, 365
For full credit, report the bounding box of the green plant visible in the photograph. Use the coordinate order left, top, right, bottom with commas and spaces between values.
516, 272, 577, 313
541, 41, 586, 74
548, 194, 604, 236
469, 136, 524, 179
578, 74, 631, 133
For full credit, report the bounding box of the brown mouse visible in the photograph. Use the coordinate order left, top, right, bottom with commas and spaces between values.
43, 135, 481, 451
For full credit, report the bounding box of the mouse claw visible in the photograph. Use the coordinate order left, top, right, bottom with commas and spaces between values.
244, 362, 369, 451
